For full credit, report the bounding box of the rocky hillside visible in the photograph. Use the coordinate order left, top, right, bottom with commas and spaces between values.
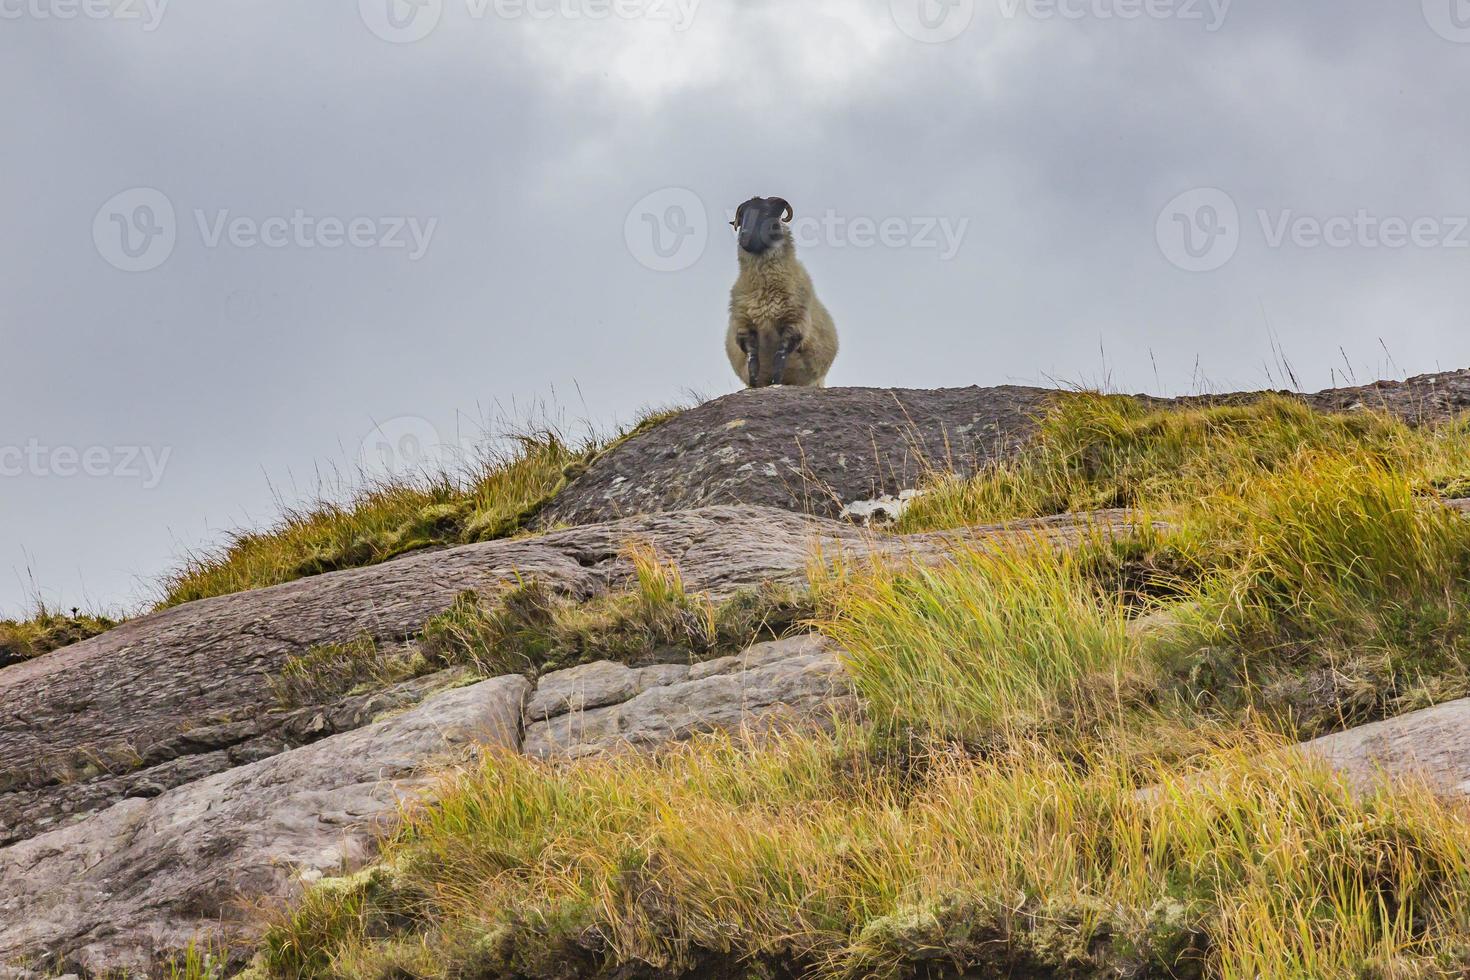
6, 370, 1470, 978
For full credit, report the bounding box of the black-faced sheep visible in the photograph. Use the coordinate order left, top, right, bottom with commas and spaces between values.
725, 196, 838, 388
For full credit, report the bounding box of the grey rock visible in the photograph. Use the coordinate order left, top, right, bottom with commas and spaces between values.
543, 385, 1052, 527
1300, 696, 1470, 797
525, 660, 691, 721
0, 667, 472, 848
543, 371, 1470, 529
523, 635, 855, 759
0, 504, 1144, 848
0, 674, 528, 976
1177, 366, 1470, 425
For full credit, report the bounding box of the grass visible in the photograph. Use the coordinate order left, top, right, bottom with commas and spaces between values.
417, 545, 812, 680
160, 408, 685, 609
0, 604, 117, 666
254, 393, 1470, 979
259, 729, 1470, 980
814, 540, 1137, 743
269, 545, 813, 706
1158, 455, 1470, 737
159, 432, 583, 608
269, 634, 432, 707
896, 392, 1468, 532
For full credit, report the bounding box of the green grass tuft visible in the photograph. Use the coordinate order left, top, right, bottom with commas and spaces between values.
418, 548, 813, 680
159, 405, 690, 610
0, 605, 118, 667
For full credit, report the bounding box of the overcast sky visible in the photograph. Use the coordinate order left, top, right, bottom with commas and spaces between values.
3, 0, 1470, 616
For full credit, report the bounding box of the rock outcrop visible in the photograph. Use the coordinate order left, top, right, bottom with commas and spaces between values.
0, 503, 1145, 972
542, 385, 1053, 526
8, 371, 1470, 975
542, 369, 1470, 527
0, 675, 528, 977
0, 506, 1140, 850
1300, 696, 1470, 798
523, 635, 855, 759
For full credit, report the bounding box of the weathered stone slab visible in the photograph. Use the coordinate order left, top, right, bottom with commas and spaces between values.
523, 635, 856, 759
544, 370, 1470, 529
1300, 696, 1470, 797
0, 505, 1146, 846
0, 674, 529, 976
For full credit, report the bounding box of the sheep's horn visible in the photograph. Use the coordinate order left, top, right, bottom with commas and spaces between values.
772, 198, 794, 222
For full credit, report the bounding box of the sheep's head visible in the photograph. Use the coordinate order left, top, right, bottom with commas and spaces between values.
732, 196, 793, 257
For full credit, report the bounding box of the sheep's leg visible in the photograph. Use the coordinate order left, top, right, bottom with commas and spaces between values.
772, 325, 803, 386
738, 331, 760, 387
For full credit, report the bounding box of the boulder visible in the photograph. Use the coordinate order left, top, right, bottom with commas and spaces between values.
1300, 696, 1470, 797
0, 674, 528, 976
523, 635, 855, 759
544, 370, 1470, 528
0, 505, 1144, 848
542, 385, 1053, 527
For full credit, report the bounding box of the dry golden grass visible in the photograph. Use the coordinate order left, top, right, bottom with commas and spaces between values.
0, 604, 117, 664
261, 728, 1470, 980
253, 395, 1470, 979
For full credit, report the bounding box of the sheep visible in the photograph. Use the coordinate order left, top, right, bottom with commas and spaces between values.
724, 196, 838, 388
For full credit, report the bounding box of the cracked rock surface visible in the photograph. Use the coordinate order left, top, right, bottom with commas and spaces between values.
1300, 697, 1470, 797
543, 370, 1470, 528
0, 674, 528, 977
9, 374, 1469, 974
522, 634, 856, 759
0, 505, 1142, 849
